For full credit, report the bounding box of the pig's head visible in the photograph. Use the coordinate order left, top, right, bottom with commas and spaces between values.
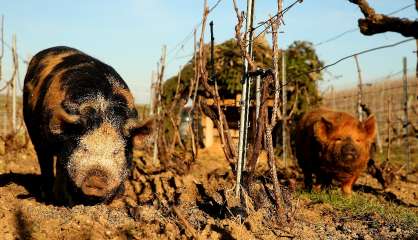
55, 98, 152, 204
313, 114, 376, 172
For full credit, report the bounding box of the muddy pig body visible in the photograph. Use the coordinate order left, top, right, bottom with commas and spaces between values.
295, 108, 376, 195
23, 46, 150, 205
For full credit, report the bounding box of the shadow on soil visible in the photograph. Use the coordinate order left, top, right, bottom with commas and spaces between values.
353, 184, 417, 208
15, 209, 32, 240
0, 173, 47, 203
196, 183, 247, 220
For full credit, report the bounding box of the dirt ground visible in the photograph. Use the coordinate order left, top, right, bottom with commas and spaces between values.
0, 140, 417, 240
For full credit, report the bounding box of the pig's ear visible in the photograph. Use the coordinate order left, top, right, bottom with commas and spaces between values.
123, 117, 153, 140
49, 108, 81, 135
132, 118, 154, 148
314, 117, 333, 143
363, 115, 376, 140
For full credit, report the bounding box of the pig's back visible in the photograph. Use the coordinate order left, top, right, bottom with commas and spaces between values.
24, 46, 130, 115
23, 47, 136, 146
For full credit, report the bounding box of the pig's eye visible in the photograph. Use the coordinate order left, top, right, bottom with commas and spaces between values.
355, 139, 361, 143
113, 149, 121, 155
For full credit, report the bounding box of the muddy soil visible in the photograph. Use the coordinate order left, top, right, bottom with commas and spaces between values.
0, 142, 417, 239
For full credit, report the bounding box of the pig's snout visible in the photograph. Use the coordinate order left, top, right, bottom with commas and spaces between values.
81, 170, 109, 197
342, 144, 359, 161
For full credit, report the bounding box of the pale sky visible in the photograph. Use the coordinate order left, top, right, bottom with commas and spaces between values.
1, 0, 417, 103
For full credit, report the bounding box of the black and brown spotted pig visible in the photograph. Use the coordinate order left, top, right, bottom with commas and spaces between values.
23, 46, 151, 205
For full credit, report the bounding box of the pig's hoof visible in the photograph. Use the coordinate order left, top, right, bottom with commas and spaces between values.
341, 187, 353, 197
